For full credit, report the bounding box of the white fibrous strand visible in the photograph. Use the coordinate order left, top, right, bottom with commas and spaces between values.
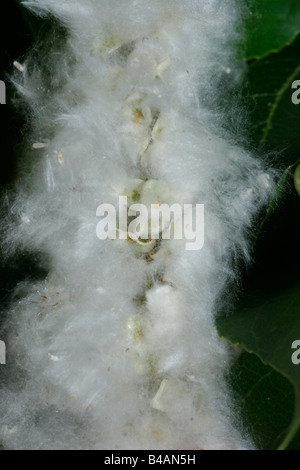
0, 0, 273, 449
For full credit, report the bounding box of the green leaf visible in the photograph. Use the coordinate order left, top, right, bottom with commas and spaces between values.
228, 351, 296, 449
245, 34, 300, 165
217, 280, 300, 449
241, 0, 300, 60
256, 159, 300, 240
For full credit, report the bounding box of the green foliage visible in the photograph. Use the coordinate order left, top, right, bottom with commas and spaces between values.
227, 352, 296, 449
256, 159, 300, 242
245, 35, 300, 165
218, 282, 300, 448
218, 1, 300, 450
241, 0, 300, 60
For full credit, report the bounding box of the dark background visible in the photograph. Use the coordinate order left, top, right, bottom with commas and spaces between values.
0, 1, 32, 187
0, 1, 48, 317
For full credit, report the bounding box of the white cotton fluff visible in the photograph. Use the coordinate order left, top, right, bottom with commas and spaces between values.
0, 0, 274, 449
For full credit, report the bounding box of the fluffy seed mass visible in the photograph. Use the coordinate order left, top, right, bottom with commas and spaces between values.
0, 0, 273, 449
